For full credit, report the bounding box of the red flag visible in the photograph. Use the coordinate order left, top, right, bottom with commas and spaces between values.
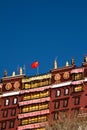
31, 61, 39, 68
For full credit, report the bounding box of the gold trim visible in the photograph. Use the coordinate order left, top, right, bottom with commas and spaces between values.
54, 73, 61, 81
63, 72, 70, 79
5, 83, 12, 90
14, 81, 20, 89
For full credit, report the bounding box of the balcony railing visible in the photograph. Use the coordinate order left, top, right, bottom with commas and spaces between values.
71, 68, 84, 74
18, 109, 50, 119
18, 121, 48, 130
20, 85, 51, 94
71, 80, 84, 85
19, 97, 50, 106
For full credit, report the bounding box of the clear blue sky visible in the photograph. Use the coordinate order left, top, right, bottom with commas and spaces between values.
0, 0, 87, 77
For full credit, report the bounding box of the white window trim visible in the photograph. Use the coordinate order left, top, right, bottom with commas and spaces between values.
13, 98, 18, 104
5, 99, 9, 106
65, 88, 69, 95
57, 90, 60, 96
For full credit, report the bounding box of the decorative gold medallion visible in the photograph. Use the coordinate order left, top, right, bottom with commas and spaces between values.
63, 72, 70, 79
14, 81, 20, 89
5, 83, 12, 90
54, 73, 61, 81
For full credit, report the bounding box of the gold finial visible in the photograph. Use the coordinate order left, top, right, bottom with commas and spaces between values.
84, 55, 87, 62
4, 70, 7, 77
19, 67, 23, 75
66, 61, 69, 67
12, 71, 15, 76
54, 59, 58, 69
71, 57, 75, 65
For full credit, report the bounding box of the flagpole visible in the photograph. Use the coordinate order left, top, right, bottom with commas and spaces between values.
36, 66, 39, 75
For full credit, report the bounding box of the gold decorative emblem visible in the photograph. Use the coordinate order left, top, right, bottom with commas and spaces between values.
54, 73, 61, 81
63, 72, 70, 79
5, 83, 12, 90
14, 81, 20, 89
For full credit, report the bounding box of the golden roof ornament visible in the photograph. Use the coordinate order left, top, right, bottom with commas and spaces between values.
4, 70, 8, 77
12, 71, 16, 76
84, 55, 87, 62
71, 57, 75, 65
19, 67, 23, 75
66, 61, 69, 67
54, 59, 58, 69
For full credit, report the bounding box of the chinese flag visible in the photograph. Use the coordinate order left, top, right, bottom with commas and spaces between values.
31, 61, 39, 68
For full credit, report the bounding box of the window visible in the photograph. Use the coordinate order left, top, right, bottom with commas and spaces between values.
3, 110, 8, 117
24, 83, 30, 89
74, 85, 83, 92
11, 109, 16, 116
54, 101, 60, 109
2, 122, 6, 129
56, 90, 61, 97
63, 99, 68, 107
5, 99, 9, 106
74, 97, 80, 105
23, 94, 31, 101
72, 73, 83, 81
65, 88, 69, 95
22, 107, 29, 113
9, 120, 15, 128
54, 112, 59, 120
21, 119, 28, 125
13, 97, 18, 104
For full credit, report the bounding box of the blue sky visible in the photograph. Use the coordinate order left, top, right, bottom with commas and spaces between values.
0, 0, 87, 77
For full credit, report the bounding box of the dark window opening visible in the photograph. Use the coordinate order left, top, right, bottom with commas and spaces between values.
54, 112, 59, 120
54, 101, 60, 109
72, 73, 83, 81
3, 110, 8, 117
1, 122, 6, 129
63, 99, 68, 107
74, 97, 80, 105
11, 108, 16, 116
9, 120, 15, 128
